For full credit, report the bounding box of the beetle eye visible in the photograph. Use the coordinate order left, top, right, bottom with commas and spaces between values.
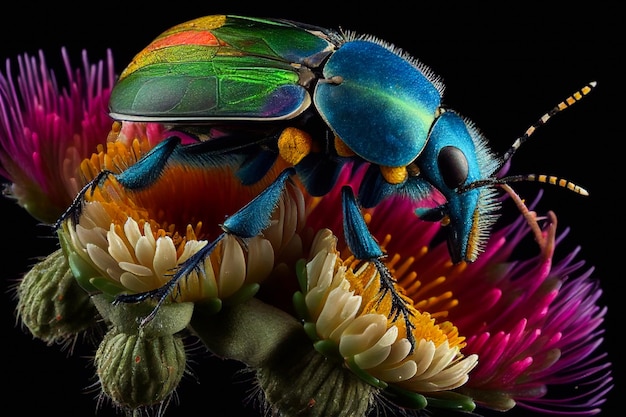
438, 146, 468, 190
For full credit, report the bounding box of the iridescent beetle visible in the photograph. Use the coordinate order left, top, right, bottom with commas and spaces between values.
60, 15, 593, 340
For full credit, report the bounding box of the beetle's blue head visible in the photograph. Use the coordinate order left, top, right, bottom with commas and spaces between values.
415, 110, 502, 263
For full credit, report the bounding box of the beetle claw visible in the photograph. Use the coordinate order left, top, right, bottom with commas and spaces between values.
373, 259, 416, 351
55, 170, 114, 229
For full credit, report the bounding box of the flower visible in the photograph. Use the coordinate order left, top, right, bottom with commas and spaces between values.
0, 48, 116, 223
1, 47, 613, 417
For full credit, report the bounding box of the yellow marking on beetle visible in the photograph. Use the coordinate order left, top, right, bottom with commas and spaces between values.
278, 127, 313, 165
380, 166, 408, 185
334, 136, 355, 157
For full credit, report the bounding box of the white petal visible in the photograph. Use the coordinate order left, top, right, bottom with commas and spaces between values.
373, 360, 418, 382
134, 235, 156, 268
412, 340, 436, 377
118, 261, 154, 276
123, 217, 142, 247
119, 271, 157, 293
152, 236, 177, 281
217, 236, 246, 298
86, 243, 122, 281
339, 314, 387, 357
107, 224, 134, 264
246, 237, 274, 284
75, 224, 108, 249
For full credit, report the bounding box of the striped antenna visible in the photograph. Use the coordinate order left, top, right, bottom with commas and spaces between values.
459, 173, 589, 196
500, 81, 596, 164
458, 82, 596, 197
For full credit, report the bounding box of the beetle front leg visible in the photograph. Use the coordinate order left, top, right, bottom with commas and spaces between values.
55, 136, 182, 229
341, 186, 416, 350
113, 168, 297, 326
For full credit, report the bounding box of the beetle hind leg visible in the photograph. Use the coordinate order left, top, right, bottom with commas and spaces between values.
113, 168, 297, 326
342, 186, 416, 349
113, 235, 226, 326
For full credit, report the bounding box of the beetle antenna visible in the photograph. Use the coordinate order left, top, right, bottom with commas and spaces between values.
498, 81, 596, 168
458, 173, 589, 196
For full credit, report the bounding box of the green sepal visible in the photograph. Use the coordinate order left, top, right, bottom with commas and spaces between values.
223, 283, 260, 305
302, 321, 319, 341
292, 291, 309, 322
313, 339, 343, 362
57, 225, 99, 293
424, 391, 476, 411
295, 258, 308, 292
91, 294, 193, 337
384, 384, 428, 410
195, 298, 223, 316
89, 276, 128, 298
345, 355, 388, 389
66, 250, 101, 293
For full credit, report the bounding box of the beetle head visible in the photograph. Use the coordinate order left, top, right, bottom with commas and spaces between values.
415, 110, 501, 263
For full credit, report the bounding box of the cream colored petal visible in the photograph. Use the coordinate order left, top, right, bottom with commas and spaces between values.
315, 287, 357, 339
119, 271, 158, 293
308, 228, 336, 260
134, 235, 157, 268
177, 240, 207, 264
412, 340, 436, 377
86, 243, 122, 281
217, 236, 247, 298
372, 359, 418, 382
419, 344, 459, 379
245, 237, 274, 284
123, 217, 143, 248
152, 236, 178, 280
107, 224, 134, 264
339, 314, 388, 358
143, 222, 156, 247
384, 338, 413, 365
75, 223, 108, 249
81, 201, 112, 228
200, 255, 218, 299
307, 250, 336, 291
118, 261, 153, 276
353, 326, 398, 369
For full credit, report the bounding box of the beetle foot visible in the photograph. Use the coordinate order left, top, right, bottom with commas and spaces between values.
54, 170, 114, 229
113, 233, 225, 327
113, 279, 178, 327
373, 259, 416, 350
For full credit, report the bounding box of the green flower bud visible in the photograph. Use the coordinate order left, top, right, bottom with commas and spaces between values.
191, 298, 375, 417
95, 328, 186, 410
16, 248, 98, 345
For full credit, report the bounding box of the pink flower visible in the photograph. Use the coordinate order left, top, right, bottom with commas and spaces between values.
2, 46, 612, 417
0, 48, 115, 223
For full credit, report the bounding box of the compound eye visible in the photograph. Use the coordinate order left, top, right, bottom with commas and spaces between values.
438, 146, 469, 190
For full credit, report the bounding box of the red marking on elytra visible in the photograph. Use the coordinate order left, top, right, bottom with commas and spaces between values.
147, 31, 220, 51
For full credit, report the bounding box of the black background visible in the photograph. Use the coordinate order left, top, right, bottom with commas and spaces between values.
1, 2, 621, 416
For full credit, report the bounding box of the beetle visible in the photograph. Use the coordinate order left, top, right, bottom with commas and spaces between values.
58, 14, 593, 340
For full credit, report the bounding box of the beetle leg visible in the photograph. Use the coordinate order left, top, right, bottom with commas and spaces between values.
341, 186, 416, 350
54, 136, 182, 229
54, 169, 114, 229
113, 168, 297, 326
